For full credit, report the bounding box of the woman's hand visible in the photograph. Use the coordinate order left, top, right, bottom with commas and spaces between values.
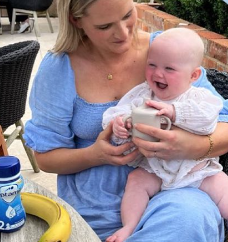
91, 122, 139, 166
35, 122, 139, 174
132, 123, 207, 161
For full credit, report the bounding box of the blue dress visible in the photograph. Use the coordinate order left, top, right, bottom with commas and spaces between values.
24, 33, 227, 242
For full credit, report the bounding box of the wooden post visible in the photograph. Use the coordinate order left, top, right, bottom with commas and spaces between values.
0, 125, 8, 156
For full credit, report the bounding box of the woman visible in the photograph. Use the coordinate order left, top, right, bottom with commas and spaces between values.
24, 0, 228, 241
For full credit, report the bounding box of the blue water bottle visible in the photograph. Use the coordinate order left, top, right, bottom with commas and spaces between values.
0, 156, 26, 233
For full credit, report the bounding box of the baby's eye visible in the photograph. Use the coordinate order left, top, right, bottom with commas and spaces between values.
165, 66, 175, 71
149, 63, 156, 67
123, 11, 132, 20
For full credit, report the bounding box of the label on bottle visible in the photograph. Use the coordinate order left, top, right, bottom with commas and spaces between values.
0, 176, 26, 232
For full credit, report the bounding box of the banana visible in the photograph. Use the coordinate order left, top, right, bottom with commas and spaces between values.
21, 192, 72, 242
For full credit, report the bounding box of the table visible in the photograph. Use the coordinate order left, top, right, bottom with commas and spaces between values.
0, 178, 101, 242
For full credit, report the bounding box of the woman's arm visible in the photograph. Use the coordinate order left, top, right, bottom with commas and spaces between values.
210, 122, 228, 156
34, 123, 139, 174
133, 122, 228, 161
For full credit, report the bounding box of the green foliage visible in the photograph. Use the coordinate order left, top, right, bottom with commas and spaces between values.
162, 0, 228, 37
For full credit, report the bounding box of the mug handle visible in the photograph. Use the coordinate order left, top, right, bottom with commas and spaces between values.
160, 116, 171, 130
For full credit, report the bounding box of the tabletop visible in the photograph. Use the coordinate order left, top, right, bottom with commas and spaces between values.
0, 178, 101, 242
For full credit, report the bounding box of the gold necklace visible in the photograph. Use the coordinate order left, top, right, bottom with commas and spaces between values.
107, 73, 113, 80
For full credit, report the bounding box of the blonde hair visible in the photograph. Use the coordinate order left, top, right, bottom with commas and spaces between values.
53, 0, 98, 54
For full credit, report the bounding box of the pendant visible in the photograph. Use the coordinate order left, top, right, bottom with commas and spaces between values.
107, 74, 113, 80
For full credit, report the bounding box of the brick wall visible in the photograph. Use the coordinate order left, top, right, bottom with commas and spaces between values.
135, 4, 228, 72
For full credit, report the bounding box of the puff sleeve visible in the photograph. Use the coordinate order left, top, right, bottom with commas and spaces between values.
24, 52, 77, 152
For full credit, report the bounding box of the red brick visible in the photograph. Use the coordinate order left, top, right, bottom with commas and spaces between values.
216, 63, 228, 72
136, 4, 149, 19
202, 56, 217, 69
164, 19, 189, 30
182, 24, 205, 31
141, 23, 149, 32
208, 39, 228, 65
197, 30, 226, 40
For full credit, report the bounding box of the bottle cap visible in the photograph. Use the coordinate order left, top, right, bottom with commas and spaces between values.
0, 156, 21, 178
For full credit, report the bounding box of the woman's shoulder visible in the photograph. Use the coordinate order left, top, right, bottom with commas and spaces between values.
137, 30, 150, 47
33, 51, 75, 100
138, 29, 150, 39
36, 51, 74, 84
137, 30, 163, 47
41, 51, 71, 71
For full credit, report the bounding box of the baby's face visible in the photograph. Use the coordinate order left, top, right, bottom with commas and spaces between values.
145, 39, 194, 101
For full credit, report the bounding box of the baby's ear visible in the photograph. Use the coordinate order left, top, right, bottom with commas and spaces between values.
191, 67, 202, 82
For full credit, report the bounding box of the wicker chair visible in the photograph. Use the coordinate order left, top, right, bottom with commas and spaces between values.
206, 68, 228, 241
0, 40, 40, 173
9, 0, 54, 37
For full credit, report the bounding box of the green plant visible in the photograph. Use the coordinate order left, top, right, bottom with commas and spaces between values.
162, 0, 228, 37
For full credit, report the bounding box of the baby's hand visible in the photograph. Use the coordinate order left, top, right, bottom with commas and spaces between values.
146, 100, 175, 122
113, 116, 131, 139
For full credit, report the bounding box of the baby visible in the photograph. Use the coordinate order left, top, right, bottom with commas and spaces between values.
102, 28, 228, 242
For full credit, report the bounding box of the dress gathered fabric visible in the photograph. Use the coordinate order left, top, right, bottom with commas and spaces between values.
24, 32, 227, 242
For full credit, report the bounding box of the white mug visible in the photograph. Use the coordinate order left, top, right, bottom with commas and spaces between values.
123, 102, 171, 142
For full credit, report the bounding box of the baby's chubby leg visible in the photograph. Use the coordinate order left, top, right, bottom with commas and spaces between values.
106, 168, 162, 242
200, 171, 228, 219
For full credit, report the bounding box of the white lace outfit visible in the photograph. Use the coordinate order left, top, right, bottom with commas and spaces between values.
102, 82, 223, 190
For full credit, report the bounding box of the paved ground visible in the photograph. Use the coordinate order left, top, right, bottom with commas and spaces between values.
0, 17, 59, 194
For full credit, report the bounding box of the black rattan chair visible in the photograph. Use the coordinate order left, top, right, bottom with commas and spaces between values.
0, 40, 40, 173
206, 68, 228, 241
9, 0, 54, 37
